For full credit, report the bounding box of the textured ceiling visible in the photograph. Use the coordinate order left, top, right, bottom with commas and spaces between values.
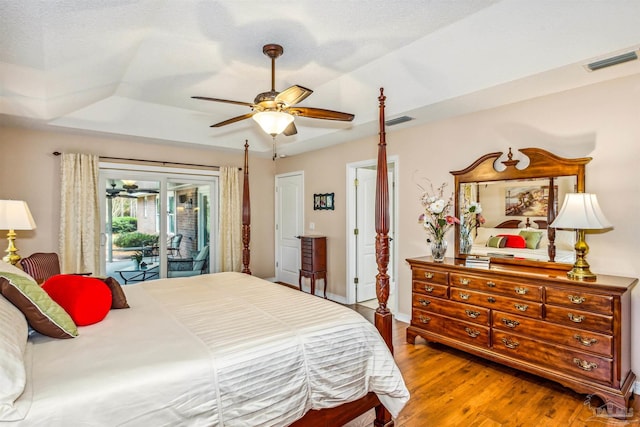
1, 0, 639, 157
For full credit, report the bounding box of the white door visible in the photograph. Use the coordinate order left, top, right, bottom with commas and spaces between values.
275, 173, 303, 285
355, 168, 378, 302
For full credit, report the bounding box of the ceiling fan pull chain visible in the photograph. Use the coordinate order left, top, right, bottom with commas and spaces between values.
272, 136, 277, 161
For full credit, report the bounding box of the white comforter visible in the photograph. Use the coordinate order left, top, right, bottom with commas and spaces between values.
7, 272, 408, 426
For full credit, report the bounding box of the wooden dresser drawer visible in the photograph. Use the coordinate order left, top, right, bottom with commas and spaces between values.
492, 330, 613, 385
444, 317, 490, 348
545, 305, 613, 334
412, 281, 448, 298
450, 273, 542, 302
492, 311, 613, 357
450, 287, 543, 319
411, 294, 489, 326
411, 308, 445, 332
546, 288, 613, 315
412, 267, 448, 285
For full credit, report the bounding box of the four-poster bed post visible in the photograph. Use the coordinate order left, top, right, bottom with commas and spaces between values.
242, 140, 251, 275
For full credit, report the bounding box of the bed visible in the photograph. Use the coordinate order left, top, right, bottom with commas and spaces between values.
0, 89, 407, 426
468, 219, 576, 263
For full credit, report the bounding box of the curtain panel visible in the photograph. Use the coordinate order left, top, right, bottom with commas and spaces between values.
219, 166, 242, 272
59, 153, 100, 274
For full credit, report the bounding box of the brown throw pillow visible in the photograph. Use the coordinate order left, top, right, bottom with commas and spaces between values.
98, 277, 130, 309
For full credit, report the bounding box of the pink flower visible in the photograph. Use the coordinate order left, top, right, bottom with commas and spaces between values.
446, 215, 460, 225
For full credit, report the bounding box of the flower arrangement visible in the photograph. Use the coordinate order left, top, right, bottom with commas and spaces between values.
418, 182, 459, 244
460, 201, 485, 253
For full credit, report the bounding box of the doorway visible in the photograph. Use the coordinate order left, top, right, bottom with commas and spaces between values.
346, 157, 398, 309
275, 172, 304, 285
99, 166, 217, 280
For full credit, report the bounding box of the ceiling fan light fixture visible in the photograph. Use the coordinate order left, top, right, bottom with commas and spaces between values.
252, 111, 294, 136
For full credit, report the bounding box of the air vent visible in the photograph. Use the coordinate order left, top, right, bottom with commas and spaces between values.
385, 116, 414, 126
585, 51, 638, 72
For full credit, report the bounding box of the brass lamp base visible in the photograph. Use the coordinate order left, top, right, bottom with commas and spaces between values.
567, 230, 597, 282
3, 229, 21, 266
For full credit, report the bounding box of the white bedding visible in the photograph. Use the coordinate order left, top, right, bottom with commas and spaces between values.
5, 272, 408, 426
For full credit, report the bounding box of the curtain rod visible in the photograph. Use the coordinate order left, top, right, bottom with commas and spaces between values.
52, 152, 241, 170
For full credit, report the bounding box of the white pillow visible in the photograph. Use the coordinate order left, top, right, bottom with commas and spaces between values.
0, 293, 28, 421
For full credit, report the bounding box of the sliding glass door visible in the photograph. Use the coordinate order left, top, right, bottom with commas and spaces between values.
99, 167, 217, 282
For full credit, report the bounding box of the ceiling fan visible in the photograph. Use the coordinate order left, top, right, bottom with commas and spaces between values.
192, 43, 355, 137
106, 182, 159, 199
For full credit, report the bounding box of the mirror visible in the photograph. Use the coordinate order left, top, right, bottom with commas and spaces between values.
451, 148, 591, 269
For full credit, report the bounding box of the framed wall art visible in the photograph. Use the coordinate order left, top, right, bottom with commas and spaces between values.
313, 193, 335, 210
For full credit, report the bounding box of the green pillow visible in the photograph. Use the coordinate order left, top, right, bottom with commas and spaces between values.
0, 272, 78, 339
486, 236, 507, 248
519, 230, 543, 250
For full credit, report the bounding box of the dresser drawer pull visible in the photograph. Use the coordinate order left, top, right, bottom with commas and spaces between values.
486, 281, 496, 288
514, 287, 528, 295
418, 298, 431, 306
568, 313, 585, 323
418, 315, 431, 324
465, 309, 480, 319
424, 285, 434, 293
459, 278, 471, 286
568, 295, 586, 304
464, 327, 480, 338
574, 334, 598, 347
501, 337, 519, 349
514, 303, 528, 312
459, 292, 470, 301
424, 272, 435, 279
487, 296, 496, 303
501, 318, 520, 328
573, 358, 597, 371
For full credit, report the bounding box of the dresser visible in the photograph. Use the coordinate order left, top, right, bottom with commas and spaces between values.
406, 256, 637, 410
298, 236, 327, 298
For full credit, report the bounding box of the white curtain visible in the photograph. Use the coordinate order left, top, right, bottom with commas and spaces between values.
59, 153, 100, 274
219, 166, 242, 272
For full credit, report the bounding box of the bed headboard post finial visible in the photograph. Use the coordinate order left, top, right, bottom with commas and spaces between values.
242, 140, 251, 275
374, 88, 393, 356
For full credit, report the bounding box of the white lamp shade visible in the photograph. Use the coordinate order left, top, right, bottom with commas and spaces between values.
550, 193, 612, 230
0, 200, 37, 230
252, 111, 294, 136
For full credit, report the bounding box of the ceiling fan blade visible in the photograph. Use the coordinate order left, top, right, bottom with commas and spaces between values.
283, 121, 297, 136
275, 85, 313, 107
287, 107, 354, 122
210, 112, 256, 127
192, 96, 253, 107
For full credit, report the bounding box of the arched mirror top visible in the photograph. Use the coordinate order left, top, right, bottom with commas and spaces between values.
450, 148, 591, 270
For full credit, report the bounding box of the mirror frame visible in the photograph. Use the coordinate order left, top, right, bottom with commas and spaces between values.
450, 147, 591, 270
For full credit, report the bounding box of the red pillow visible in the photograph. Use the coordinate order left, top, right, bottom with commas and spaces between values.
497, 234, 527, 249
42, 275, 112, 326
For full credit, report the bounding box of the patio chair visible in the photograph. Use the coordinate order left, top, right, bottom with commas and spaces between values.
167, 234, 183, 258
167, 245, 209, 278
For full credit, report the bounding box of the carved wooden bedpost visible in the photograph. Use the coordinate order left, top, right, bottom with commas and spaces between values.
373, 88, 393, 427
241, 141, 251, 275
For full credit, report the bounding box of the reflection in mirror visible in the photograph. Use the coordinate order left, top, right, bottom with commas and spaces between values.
459, 177, 577, 263
451, 148, 592, 268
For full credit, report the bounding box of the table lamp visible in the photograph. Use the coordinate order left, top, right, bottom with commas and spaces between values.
0, 200, 37, 265
550, 193, 611, 281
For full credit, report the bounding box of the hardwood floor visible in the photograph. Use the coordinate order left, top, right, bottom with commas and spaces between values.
354, 304, 640, 427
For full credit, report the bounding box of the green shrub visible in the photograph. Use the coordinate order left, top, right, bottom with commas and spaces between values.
114, 232, 158, 248
112, 217, 137, 233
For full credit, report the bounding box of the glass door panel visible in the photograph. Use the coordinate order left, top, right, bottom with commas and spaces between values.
104, 178, 161, 283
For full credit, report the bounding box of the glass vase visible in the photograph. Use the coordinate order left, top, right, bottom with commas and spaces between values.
460, 228, 473, 254
430, 239, 447, 262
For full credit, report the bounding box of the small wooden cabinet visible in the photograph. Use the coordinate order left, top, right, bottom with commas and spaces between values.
406, 256, 637, 410
299, 236, 327, 298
